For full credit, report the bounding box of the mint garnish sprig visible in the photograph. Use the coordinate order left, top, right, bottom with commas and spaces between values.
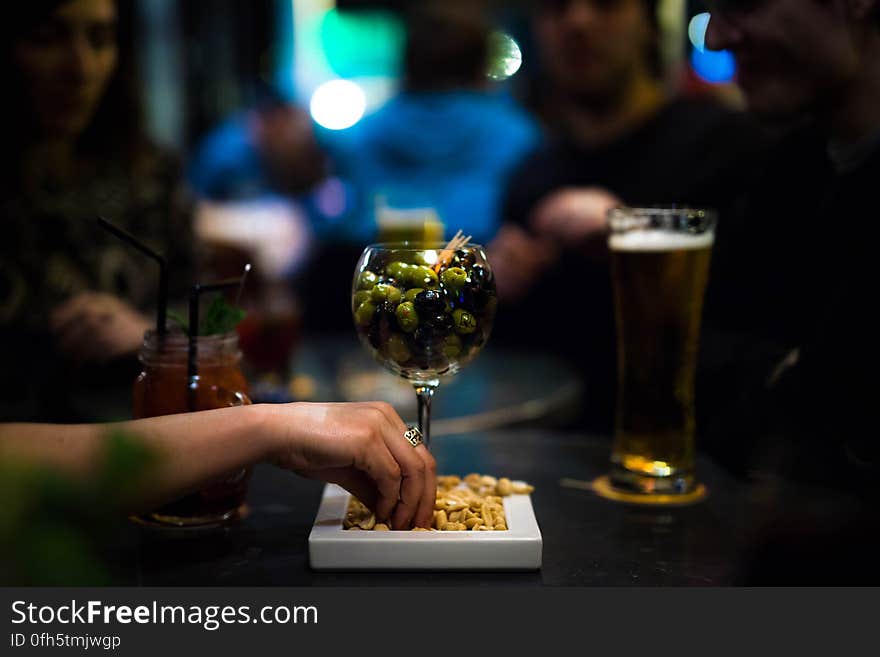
167, 295, 246, 336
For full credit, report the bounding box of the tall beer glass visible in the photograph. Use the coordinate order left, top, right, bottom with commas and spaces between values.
607, 207, 716, 496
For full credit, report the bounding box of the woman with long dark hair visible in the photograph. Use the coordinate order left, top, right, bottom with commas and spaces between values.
0, 0, 193, 421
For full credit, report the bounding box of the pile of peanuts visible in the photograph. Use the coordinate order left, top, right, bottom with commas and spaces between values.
343, 473, 535, 532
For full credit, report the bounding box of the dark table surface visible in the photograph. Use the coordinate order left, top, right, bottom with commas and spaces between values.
79, 335, 872, 586
110, 426, 868, 586
253, 334, 585, 436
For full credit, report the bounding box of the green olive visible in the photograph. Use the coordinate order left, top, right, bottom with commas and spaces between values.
357, 270, 378, 291
371, 284, 402, 305
440, 266, 468, 290
408, 265, 439, 289
405, 288, 424, 302
354, 301, 376, 327
353, 290, 371, 308
452, 309, 477, 334
385, 333, 411, 364
442, 334, 462, 358
395, 301, 419, 333
386, 261, 409, 280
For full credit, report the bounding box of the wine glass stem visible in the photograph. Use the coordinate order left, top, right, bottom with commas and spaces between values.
414, 383, 438, 447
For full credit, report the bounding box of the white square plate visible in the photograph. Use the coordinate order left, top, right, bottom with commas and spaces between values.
308, 484, 543, 570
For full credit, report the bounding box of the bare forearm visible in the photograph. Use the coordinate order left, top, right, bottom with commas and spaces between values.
0, 405, 275, 510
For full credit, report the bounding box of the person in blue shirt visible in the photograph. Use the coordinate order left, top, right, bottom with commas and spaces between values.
187, 91, 327, 204
319, 1, 542, 247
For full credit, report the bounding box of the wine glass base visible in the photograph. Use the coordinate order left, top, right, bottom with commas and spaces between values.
591, 475, 708, 507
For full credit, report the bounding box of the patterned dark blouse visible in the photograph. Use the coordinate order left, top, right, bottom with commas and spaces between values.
0, 145, 194, 421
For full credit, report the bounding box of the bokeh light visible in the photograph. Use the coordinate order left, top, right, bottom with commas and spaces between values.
320, 8, 403, 79
688, 12, 711, 52
487, 31, 522, 81
688, 12, 736, 84
690, 48, 737, 84
309, 79, 367, 130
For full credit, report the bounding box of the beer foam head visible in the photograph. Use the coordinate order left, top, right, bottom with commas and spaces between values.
609, 230, 714, 252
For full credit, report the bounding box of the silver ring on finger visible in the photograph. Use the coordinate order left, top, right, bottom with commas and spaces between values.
403, 425, 423, 448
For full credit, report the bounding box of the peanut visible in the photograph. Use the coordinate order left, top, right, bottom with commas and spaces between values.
343, 472, 534, 531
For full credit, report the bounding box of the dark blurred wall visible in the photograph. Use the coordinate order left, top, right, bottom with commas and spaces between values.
135, 0, 277, 154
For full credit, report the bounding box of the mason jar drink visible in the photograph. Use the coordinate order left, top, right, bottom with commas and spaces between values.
132, 330, 251, 526
608, 207, 716, 495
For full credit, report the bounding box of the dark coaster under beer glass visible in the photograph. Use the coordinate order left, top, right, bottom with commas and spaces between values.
597, 207, 716, 505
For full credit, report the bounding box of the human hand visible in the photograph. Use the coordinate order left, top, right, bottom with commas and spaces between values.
487, 224, 559, 302
530, 187, 621, 247
264, 402, 437, 529
50, 292, 152, 365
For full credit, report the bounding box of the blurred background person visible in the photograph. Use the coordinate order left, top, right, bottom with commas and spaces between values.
188, 84, 327, 204
321, 0, 541, 247
0, 0, 194, 422
700, 0, 880, 491
301, 0, 541, 335
488, 0, 767, 431
693, 0, 880, 583
187, 86, 326, 398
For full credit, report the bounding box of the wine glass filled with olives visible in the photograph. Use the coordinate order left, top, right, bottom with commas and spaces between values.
351, 242, 497, 446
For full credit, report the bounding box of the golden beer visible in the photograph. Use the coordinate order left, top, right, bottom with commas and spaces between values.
608, 209, 715, 495
375, 198, 445, 245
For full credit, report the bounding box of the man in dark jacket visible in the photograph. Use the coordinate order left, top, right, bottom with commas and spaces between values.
702, 0, 880, 489
490, 0, 767, 430
700, 0, 880, 583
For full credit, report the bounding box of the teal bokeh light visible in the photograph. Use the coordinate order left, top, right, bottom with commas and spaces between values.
320, 9, 404, 79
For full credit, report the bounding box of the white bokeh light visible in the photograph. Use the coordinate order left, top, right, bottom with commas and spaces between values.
688, 12, 711, 53
487, 31, 522, 80
310, 79, 367, 130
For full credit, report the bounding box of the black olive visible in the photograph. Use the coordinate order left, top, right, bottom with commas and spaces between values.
469, 264, 494, 289
413, 289, 445, 313
454, 250, 476, 269
422, 311, 453, 331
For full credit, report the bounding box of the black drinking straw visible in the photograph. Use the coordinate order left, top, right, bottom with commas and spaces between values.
97, 216, 169, 336
186, 267, 252, 411
234, 263, 252, 308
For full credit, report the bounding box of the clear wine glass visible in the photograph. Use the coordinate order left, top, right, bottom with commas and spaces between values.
351, 242, 497, 445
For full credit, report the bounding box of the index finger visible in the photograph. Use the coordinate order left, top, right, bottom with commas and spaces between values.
370, 403, 437, 529
368, 403, 431, 530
